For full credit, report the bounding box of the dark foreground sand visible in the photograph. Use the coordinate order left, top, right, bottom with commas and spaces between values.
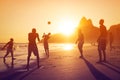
0, 45, 120, 80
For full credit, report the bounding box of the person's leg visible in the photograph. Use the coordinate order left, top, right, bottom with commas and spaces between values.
98, 50, 102, 62
98, 45, 102, 62
78, 44, 83, 57
44, 48, 48, 58
103, 43, 107, 61
26, 50, 31, 70
47, 44, 49, 57
47, 49, 49, 57
45, 49, 49, 57
3, 50, 9, 63
36, 54, 40, 68
110, 42, 111, 51
81, 44, 84, 57
11, 50, 14, 66
79, 48, 83, 57
44, 44, 49, 57
103, 50, 106, 61
33, 47, 40, 68
34, 52, 40, 68
45, 48, 47, 55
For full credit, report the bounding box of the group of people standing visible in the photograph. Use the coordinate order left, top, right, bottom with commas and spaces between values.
1, 19, 109, 70
1, 28, 51, 70
76, 19, 108, 63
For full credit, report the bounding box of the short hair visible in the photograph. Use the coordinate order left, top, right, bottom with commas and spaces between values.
32, 28, 36, 33
48, 32, 51, 35
10, 38, 14, 41
99, 19, 104, 24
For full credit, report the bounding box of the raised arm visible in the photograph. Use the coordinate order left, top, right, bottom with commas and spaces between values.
37, 33, 40, 42
1, 42, 9, 50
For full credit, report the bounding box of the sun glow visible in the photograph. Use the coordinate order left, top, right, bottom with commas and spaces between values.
57, 18, 77, 36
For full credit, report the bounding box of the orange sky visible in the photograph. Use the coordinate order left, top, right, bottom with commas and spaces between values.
0, 0, 120, 43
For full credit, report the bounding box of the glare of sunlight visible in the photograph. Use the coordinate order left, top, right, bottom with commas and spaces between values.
63, 44, 73, 50
57, 17, 77, 36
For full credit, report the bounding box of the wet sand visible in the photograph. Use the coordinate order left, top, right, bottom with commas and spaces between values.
0, 44, 120, 80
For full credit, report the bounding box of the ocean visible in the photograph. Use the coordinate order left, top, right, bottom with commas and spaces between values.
0, 43, 79, 72
0, 43, 120, 75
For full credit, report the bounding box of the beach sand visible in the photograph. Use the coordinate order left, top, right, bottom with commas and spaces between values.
0, 44, 120, 80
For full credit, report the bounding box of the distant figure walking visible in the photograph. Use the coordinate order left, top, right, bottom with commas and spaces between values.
42, 32, 51, 58
1, 38, 14, 65
76, 29, 84, 58
97, 19, 107, 62
109, 32, 114, 51
26, 28, 40, 70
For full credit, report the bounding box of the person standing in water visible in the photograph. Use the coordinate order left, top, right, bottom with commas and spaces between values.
76, 29, 84, 58
26, 28, 40, 70
1, 38, 14, 66
97, 19, 107, 62
42, 32, 51, 58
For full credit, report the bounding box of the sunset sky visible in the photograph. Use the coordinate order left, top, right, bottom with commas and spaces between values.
0, 0, 120, 43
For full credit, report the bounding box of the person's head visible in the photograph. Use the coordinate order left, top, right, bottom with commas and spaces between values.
10, 38, 14, 41
32, 28, 36, 33
99, 19, 104, 25
48, 32, 51, 35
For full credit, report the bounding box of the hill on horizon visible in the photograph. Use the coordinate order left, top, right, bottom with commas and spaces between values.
41, 17, 120, 44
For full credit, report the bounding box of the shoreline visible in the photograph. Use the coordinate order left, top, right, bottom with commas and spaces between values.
0, 43, 120, 80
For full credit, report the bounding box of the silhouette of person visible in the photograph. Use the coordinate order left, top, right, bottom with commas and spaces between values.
1, 38, 14, 66
97, 19, 107, 62
76, 29, 84, 58
109, 32, 114, 51
26, 28, 40, 70
42, 32, 51, 58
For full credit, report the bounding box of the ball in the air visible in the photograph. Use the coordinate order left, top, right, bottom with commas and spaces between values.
48, 21, 51, 24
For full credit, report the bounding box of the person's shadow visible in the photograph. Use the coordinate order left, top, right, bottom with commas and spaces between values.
100, 62, 120, 74
82, 57, 112, 80
3, 61, 14, 69
1, 61, 39, 80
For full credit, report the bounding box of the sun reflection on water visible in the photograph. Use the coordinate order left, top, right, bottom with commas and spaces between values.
63, 44, 74, 50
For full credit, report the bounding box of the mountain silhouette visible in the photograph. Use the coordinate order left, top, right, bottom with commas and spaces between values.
40, 17, 100, 43
41, 17, 120, 44
77, 17, 99, 43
